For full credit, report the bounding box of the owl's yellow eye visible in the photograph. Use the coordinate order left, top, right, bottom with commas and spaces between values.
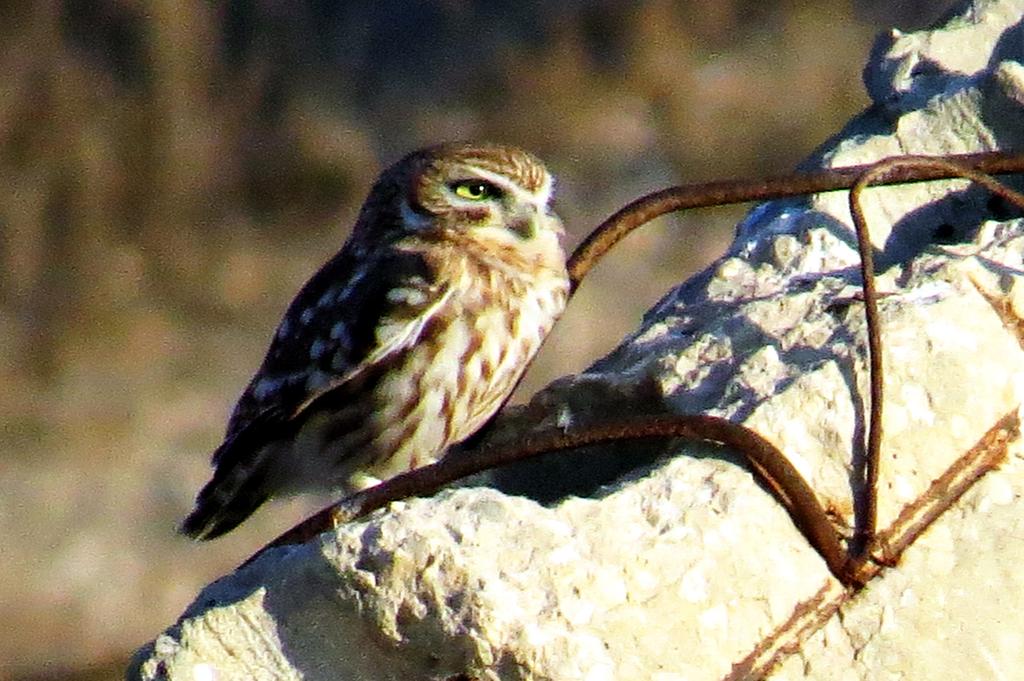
452, 180, 500, 201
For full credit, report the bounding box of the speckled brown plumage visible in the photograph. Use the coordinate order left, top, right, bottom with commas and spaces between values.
182, 143, 568, 539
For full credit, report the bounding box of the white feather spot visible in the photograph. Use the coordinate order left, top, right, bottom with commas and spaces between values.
252, 377, 283, 400
305, 370, 331, 391
317, 286, 340, 308
193, 663, 218, 681
386, 287, 428, 307
336, 270, 366, 302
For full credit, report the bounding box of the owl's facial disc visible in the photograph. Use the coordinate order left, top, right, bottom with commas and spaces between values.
443, 164, 557, 241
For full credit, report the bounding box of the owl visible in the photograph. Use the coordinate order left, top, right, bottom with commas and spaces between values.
182, 143, 569, 539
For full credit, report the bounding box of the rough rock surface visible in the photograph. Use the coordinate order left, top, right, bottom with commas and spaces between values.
131, 1, 1024, 679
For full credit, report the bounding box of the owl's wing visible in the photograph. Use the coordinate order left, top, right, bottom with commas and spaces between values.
182, 244, 446, 539
224, 245, 445, 444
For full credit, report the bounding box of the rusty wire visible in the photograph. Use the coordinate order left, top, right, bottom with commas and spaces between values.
567, 150, 1024, 289
846, 156, 1024, 563
248, 151, 1024, 586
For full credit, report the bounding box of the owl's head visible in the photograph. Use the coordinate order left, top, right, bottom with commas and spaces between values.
358, 143, 564, 253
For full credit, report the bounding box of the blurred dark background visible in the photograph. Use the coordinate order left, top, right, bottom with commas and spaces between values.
0, 1, 956, 678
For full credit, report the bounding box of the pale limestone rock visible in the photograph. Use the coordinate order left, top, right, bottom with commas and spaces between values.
131, 1, 1024, 679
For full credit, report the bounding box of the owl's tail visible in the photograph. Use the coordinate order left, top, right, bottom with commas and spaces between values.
180, 430, 276, 540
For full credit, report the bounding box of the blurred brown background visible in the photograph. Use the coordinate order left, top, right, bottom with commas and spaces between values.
0, 1, 956, 678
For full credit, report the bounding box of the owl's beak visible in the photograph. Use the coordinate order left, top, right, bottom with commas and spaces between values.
507, 204, 561, 241
506, 206, 539, 240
